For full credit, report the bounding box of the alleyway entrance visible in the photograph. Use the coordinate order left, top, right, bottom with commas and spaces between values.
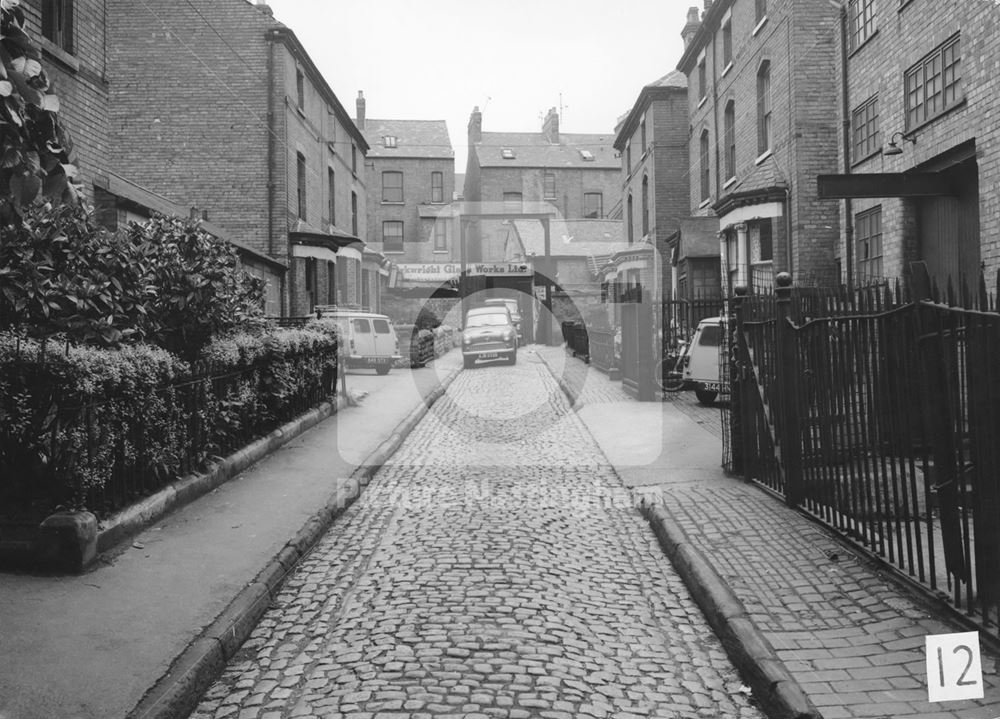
191, 353, 761, 718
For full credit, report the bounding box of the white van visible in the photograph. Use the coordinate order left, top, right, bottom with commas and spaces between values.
682, 316, 726, 404
313, 307, 401, 375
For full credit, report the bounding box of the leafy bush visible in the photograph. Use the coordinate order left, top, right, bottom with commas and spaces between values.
0, 203, 152, 344
0, 332, 188, 518
126, 216, 267, 360
0, 326, 338, 520
0, 205, 267, 357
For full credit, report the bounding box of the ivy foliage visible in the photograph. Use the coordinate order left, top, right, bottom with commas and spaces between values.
0, 0, 80, 223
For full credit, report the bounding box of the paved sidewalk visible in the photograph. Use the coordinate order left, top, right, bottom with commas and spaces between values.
0, 352, 462, 719
536, 345, 1000, 718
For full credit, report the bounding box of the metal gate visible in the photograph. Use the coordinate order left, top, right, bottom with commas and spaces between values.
620, 287, 654, 400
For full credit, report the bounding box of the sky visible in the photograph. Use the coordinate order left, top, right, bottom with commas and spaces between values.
262, 0, 690, 170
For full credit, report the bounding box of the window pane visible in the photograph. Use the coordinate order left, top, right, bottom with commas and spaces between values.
431, 172, 443, 203
584, 192, 603, 219
352, 319, 371, 333
382, 172, 403, 202
373, 319, 390, 333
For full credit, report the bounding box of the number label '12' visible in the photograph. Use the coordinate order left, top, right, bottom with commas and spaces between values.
926, 632, 984, 702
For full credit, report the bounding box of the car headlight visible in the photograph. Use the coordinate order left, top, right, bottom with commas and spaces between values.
503, 330, 514, 342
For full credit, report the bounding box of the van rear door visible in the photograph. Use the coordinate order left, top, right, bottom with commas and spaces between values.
351, 318, 375, 356
687, 320, 722, 384
371, 318, 396, 356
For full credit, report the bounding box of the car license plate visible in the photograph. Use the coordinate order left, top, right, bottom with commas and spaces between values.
702, 382, 722, 391
480, 352, 498, 359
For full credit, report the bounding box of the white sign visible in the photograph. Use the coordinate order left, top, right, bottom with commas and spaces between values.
398, 262, 531, 282
926, 631, 984, 702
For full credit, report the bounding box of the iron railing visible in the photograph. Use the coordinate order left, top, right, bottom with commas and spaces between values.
725, 270, 1000, 636
1, 344, 338, 521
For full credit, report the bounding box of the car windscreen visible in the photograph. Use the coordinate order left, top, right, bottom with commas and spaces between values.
372, 319, 391, 333
698, 325, 721, 346
466, 314, 509, 328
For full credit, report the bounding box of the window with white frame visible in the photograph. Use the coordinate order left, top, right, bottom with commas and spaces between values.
382, 171, 403, 203
431, 171, 443, 203
584, 192, 603, 219
722, 17, 732, 68
757, 61, 772, 155
383, 220, 403, 251
433, 221, 447, 251
296, 152, 307, 220
724, 101, 736, 180
699, 131, 710, 201
544, 172, 556, 200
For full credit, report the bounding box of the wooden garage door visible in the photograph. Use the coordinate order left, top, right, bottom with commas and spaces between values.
918, 157, 981, 295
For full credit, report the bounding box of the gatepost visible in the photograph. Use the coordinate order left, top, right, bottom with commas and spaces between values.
775, 272, 803, 507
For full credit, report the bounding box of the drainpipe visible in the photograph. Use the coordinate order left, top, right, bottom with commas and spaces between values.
838, 2, 854, 293
266, 30, 281, 313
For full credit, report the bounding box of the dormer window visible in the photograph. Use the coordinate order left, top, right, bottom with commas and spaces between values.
579, 149, 595, 161
501, 148, 516, 160
383, 136, 397, 148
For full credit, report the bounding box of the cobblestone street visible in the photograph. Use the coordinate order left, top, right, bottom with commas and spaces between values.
191, 352, 762, 718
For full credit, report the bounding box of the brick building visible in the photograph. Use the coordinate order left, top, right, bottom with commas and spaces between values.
105, 0, 376, 316
356, 97, 458, 320
18, 0, 291, 315
678, 0, 842, 294
612, 70, 710, 305
463, 106, 620, 262
820, 0, 1000, 292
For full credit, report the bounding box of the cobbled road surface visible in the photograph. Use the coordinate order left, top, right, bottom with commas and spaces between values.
191, 352, 763, 719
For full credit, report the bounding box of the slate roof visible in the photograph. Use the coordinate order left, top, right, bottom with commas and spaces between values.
363, 119, 454, 159
473, 131, 619, 169
614, 70, 689, 150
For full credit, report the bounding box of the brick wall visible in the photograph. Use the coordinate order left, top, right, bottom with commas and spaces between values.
682, 0, 840, 284
840, 0, 1000, 282
21, 0, 110, 205
479, 166, 619, 221
106, 0, 274, 255
366, 156, 456, 263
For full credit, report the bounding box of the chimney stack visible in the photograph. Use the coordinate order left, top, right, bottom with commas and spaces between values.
542, 107, 560, 144
356, 90, 365, 130
468, 106, 482, 144
255, 0, 272, 16
682, 6, 701, 48
703, 0, 713, 17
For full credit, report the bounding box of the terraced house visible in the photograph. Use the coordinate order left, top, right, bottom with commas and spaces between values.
17, 0, 286, 312
107, 0, 380, 316
356, 95, 457, 317
819, 0, 1000, 293
678, 0, 842, 294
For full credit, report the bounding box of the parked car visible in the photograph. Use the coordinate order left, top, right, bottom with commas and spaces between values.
681, 316, 726, 404
313, 307, 401, 375
483, 297, 523, 343
462, 306, 517, 369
